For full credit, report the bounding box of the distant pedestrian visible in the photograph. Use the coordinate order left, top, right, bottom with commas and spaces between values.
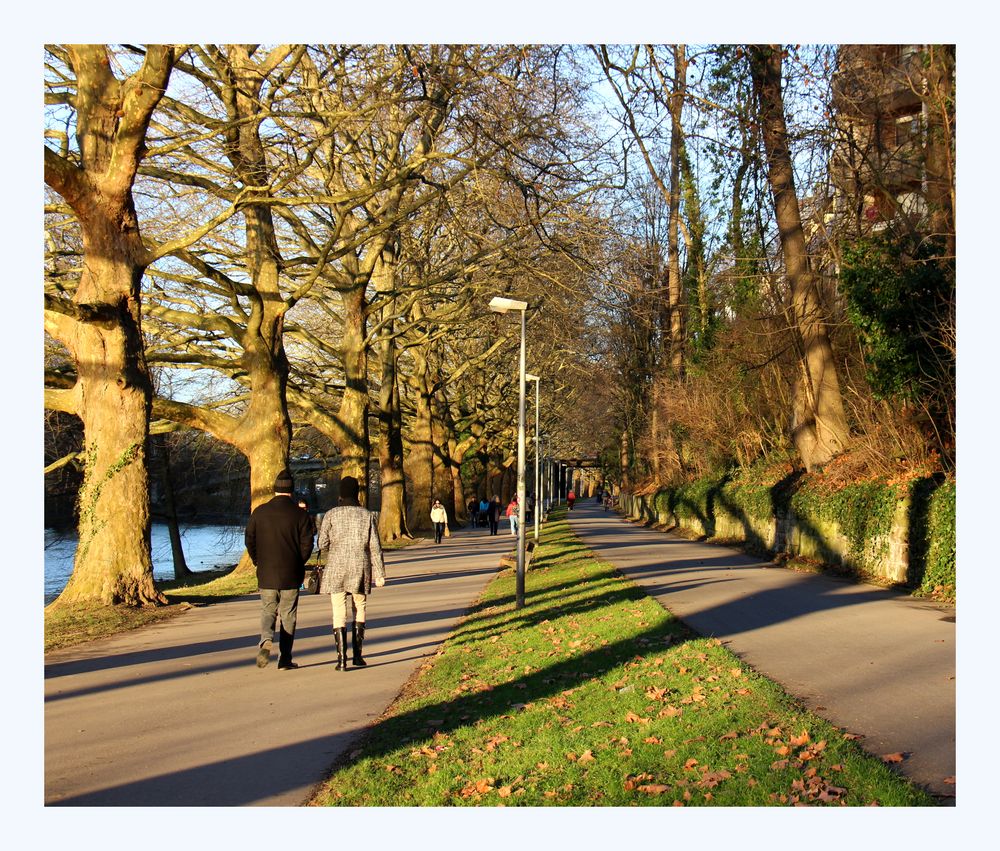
506, 495, 519, 536
317, 476, 386, 671
487, 495, 502, 535
431, 499, 449, 544
567, 489, 576, 510
526, 494, 535, 523
245, 469, 315, 670
479, 497, 490, 528
468, 499, 479, 527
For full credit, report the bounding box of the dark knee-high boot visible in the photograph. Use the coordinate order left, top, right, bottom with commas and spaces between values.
352, 621, 367, 667
334, 626, 348, 671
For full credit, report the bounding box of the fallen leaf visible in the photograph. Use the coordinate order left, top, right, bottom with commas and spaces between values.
498, 786, 512, 798
625, 711, 651, 725
644, 736, 663, 744
943, 776, 956, 785
881, 752, 906, 763
663, 749, 677, 758
719, 731, 738, 741
684, 758, 699, 770
638, 784, 672, 794
578, 750, 596, 764
790, 730, 811, 747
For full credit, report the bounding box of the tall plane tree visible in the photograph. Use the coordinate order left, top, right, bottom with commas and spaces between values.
44, 45, 181, 606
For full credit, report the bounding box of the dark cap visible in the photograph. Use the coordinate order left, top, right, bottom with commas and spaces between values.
274, 469, 294, 493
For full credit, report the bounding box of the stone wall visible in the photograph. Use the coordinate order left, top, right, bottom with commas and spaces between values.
619, 488, 912, 585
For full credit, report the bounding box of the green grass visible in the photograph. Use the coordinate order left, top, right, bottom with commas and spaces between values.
309, 509, 936, 807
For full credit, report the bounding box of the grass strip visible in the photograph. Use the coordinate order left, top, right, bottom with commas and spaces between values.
309, 509, 935, 807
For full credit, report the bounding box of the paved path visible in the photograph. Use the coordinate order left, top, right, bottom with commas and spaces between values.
567, 500, 957, 801
44, 527, 511, 806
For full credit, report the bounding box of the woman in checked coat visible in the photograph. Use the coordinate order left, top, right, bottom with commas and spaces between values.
317, 476, 385, 670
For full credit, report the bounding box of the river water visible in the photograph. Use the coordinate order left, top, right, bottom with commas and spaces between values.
44, 523, 246, 605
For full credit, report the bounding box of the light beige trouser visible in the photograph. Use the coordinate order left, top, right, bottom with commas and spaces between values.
330, 591, 367, 628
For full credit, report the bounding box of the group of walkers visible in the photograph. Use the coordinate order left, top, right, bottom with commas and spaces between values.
246, 470, 384, 673
246, 470, 590, 671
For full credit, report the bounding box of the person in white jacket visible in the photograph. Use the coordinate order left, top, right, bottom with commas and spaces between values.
430, 499, 449, 544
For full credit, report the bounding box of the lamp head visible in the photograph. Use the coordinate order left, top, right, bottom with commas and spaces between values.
488, 296, 529, 313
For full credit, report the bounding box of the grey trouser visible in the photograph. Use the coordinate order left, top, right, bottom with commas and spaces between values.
260, 588, 300, 660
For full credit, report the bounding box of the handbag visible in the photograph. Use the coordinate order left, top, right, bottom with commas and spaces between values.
303, 567, 323, 594
444, 524, 451, 538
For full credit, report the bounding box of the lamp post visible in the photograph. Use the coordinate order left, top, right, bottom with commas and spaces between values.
489, 296, 529, 609
525, 373, 540, 541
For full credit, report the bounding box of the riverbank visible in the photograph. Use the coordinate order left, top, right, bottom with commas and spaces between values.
43, 566, 255, 652
44, 522, 246, 604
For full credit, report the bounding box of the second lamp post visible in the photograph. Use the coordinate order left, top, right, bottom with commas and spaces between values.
489, 296, 529, 609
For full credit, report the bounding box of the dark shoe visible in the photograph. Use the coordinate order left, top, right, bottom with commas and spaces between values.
256, 639, 272, 668
334, 626, 348, 671
277, 659, 299, 670
352, 622, 367, 667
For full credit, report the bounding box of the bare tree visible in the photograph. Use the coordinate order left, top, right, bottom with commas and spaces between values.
44, 45, 182, 606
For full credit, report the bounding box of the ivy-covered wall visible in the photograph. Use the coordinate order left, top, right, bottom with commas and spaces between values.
620, 468, 955, 601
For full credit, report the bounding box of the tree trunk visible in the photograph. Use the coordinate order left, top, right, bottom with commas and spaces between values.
153, 433, 191, 580
749, 44, 851, 470
404, 337, 435, 530
922, 45, 955, 260
666, 44, 688, 376
375, 295, 411, 541
338, 284, 371, 492
44, 45, 178, 607
221, 46, 297, 570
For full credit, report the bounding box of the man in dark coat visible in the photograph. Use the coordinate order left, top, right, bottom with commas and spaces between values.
245, 469, 315, 670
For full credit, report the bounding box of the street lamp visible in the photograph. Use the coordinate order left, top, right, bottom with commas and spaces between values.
489, 295, 529, 609
526, 373, 540, 541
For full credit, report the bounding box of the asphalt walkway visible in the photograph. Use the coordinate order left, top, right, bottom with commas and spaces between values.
566, 499, 957, 802
45, 504, 956, 806
44, 526, 512, 806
